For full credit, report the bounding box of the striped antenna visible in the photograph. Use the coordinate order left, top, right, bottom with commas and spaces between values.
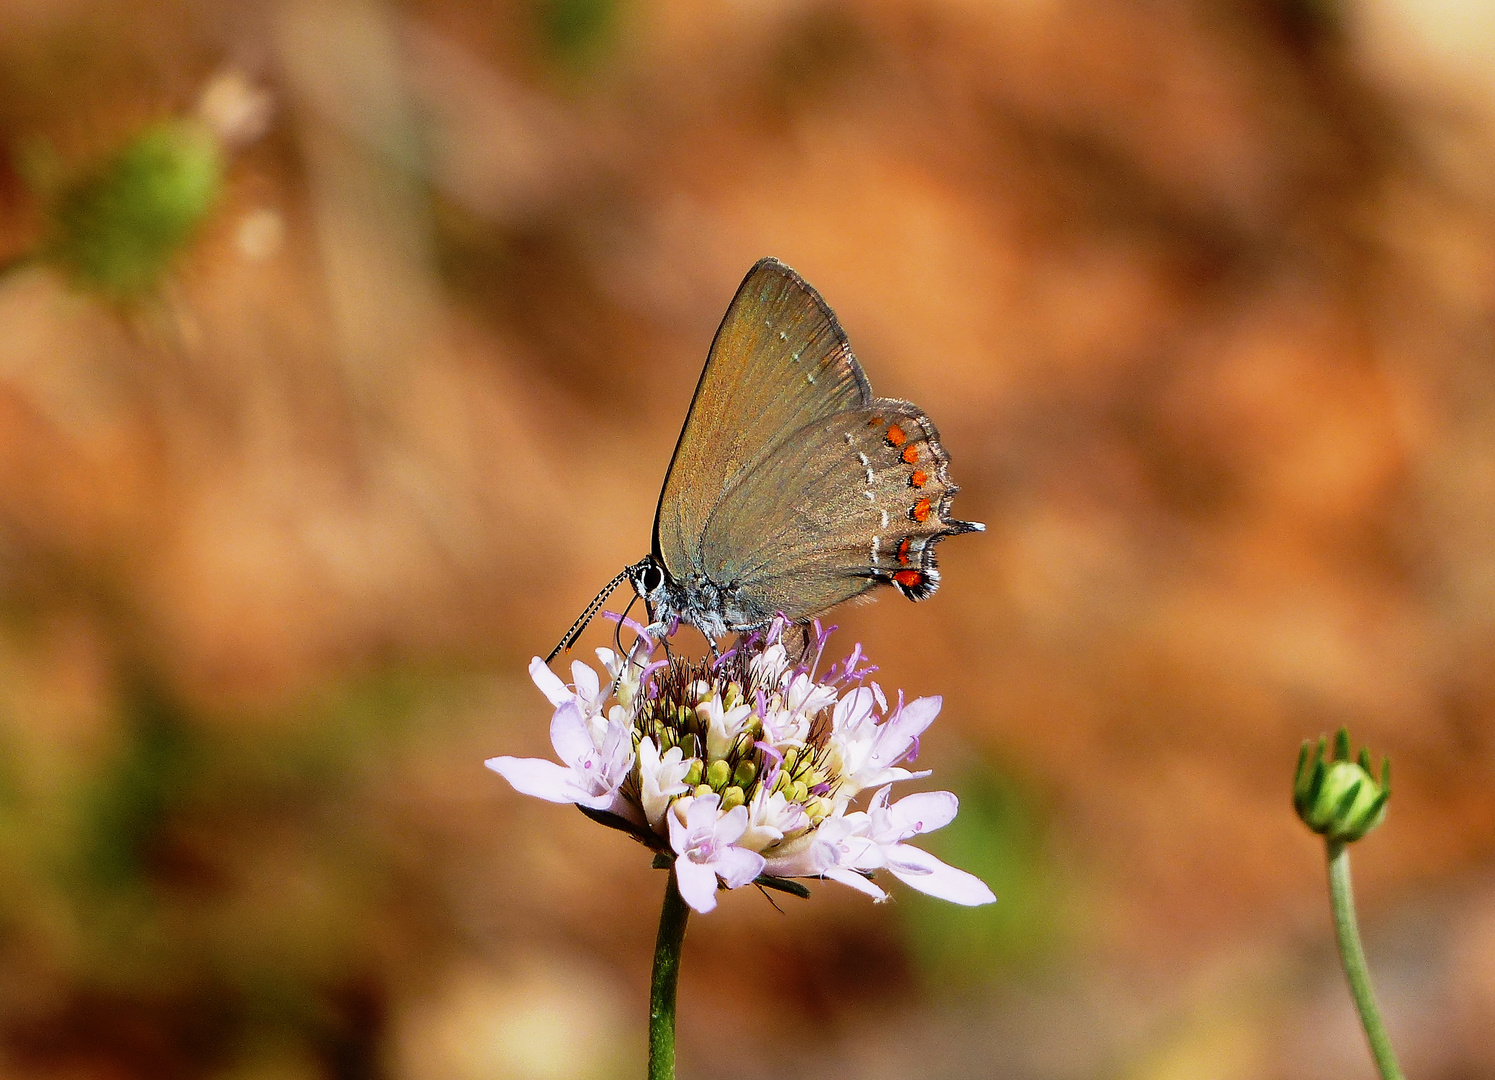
546, 567, 631, 664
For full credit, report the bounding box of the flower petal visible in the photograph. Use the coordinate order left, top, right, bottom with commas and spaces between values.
667, 802, 689, 855
885, 844, 996, 906
571, 660, 601, 707
685, 792, 722, 832
529, 656, 571, 707
675, 856, 719, 913
549, 701, 594, 767
826, 867, 888, 901
714, 804, 750, 847
713, 846, 766, 890
486, 756, 589, 805
886, 791, 959, 839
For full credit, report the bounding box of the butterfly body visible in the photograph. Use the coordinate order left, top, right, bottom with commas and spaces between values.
548, 258, 981, 661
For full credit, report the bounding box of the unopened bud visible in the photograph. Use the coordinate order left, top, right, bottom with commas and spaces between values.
1294, 728, 1391, 844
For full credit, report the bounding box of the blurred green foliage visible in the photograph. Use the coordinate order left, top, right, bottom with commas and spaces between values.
44, 119, 222, 298
537, 0, 620, 70
898, 762, 1063, 987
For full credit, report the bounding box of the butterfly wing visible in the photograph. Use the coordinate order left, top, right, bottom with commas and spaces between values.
653, 259, 870, 579
700, 399, 981, 626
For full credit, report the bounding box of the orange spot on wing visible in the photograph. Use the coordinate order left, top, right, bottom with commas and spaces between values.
894, 569, 923, 589
886, 424, 907, 447
901, 444, 919, 464
912, 497, 932, 523
910, 469, 928, 487
868, 415, 884, 427
896, 538, 913, 564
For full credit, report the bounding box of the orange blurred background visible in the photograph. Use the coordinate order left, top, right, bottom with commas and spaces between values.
3, 0, 1495, 1077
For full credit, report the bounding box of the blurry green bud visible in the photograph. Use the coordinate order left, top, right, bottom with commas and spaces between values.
693, 784, 713, 798
720, 786, 745, 812
47, 119, 223, 297
1294, 728, 1390, 843
788, 780, 809, 804
706, 759, 732, 791
682, 760, 702, 787
732, 759, 757, 788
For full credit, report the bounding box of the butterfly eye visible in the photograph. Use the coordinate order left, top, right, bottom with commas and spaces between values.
641, 564, 664, 593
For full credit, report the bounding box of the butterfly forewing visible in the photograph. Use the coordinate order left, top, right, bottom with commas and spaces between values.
654, 259, 869, 578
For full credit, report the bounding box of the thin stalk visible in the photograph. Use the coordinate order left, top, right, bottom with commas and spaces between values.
1326, 841, 1405, 1080
649, 868, 690, 1080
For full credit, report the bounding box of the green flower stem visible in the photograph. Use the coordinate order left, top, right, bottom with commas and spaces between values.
649, 868, 690, 1080
1326, 841, 1405, 1080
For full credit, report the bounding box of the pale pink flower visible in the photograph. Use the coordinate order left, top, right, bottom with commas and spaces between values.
667, 794, 766, 913
836, 786, 996, 906
486, 698, 633, 812
488, 617, 995, 913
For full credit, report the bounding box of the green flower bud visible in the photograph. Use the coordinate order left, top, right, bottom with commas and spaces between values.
683, 760, 702, 787
706, 759, 732, 792
47, 119, 223, 297
1294, 729, 1391, 843
788, 780, 809, 804
720, 786, 746, 812
693, 783, 714, 798
732, 759, 757, 788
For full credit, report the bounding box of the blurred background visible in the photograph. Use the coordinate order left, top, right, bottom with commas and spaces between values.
1, 0, 1495, 1076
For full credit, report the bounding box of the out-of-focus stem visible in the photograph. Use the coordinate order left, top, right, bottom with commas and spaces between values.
1326, 840, 1405, 1080
649, 868, 690, 1080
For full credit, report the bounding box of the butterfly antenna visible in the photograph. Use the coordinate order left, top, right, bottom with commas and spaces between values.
547, 568, 631, 664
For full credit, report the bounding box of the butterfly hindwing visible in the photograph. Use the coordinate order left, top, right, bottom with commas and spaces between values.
699, 399, 979, 625
653, 259, 869, 579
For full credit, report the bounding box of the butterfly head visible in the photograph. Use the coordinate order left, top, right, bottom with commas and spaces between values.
627, 556, 669, 608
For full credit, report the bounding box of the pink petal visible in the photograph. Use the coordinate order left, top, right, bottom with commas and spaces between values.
486, 756, 589, 805
887, 791, 958, 838
713, 846, 766, 890
529, 657, 572, 707
549, 702, 594, 767
886, 844, 996, 906
675, 856, 719, 913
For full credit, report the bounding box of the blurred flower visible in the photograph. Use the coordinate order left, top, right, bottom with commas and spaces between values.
44, 118, 222, 297
1294, 729, 1391, 844
488, 618, 996, 914
34, 73, 270, 298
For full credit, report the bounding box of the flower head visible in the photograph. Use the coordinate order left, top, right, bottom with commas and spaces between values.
489, 617, 996, 914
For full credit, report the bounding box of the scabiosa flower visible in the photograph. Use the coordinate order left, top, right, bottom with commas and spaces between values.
488, 617, 996, 914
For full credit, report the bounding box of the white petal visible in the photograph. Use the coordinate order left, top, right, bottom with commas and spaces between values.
886, 791, 959, 839
886, 844, 996, 906
826, 867, 888, 901
834, 686, 876, 730
685, 792, 722, 831
667, 802, 690, 855
675, 857, 719, 913
571, 660, 601, 705
549, 702, 594, 767
529, 657, 571, 707
714, 804, 750, 846
486, 756, 589, 805
713, 846, 766, 889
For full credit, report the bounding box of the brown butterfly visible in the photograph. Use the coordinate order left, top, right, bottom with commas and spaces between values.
549, 258, 982, 660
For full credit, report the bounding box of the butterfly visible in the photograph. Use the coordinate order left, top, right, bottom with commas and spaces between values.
547, 257, 982, 662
